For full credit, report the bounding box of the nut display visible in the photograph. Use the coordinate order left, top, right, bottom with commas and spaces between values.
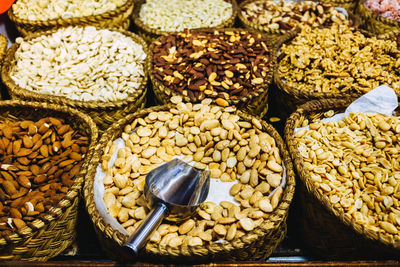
278, 24, 400, 95
0, 117, 89, 233
152, 29, 272, 106
12, 0, 128, 20
365, 0, 400, 22
102, 97, 285, 246
9, 26, 147, 102
241, 0, 352, 32
294, 112, 400, 240
138, 0, 233, 32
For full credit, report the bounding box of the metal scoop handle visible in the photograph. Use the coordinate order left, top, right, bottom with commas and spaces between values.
121, 202, 168, 260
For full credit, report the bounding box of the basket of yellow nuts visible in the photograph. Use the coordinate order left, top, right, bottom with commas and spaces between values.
285, 87, 400, 258
84, 97, 295, 262
8, 0, 134, 36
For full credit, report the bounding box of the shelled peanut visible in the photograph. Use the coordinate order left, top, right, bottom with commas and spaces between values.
241, 0, 352, 32
102, 97, 285, 247
278, 24, 400, 94
152, 29, 272, 106
0, 117, 89, 232
294, 112, 400, 240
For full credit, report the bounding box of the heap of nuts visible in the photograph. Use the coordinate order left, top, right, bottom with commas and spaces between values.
294, 112, 400, 240
12, 0, 127, 20
152, 30, 272, 107
365, 0, 400, 22
241, 0, 352, 32
0, 117, 89, 233
278, 24, 400, 94
139, 0, 233, 32
10, 26, 147, 102
102, 97, 285, 247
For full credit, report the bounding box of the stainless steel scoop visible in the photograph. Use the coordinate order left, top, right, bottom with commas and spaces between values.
121, 158, 210, 259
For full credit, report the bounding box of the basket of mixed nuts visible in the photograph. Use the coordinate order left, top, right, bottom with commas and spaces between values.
1, 26, 149, 132
8, 0, 134, 36
0, 99, 97, 261
285, 97, 400, 258
238, 0, 357, 43
356, 0, 400, 34
273, 24, 400, 118
150, 28, 275, 118
84, 97, 295, 262
131, 0, 238, 43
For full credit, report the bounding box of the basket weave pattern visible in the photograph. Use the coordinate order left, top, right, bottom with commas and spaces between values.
8, 0, 134, 36
84, 104, 295, 262
284, 98, 400, 258
1, 27, 150, 132
0, 100, 98, 261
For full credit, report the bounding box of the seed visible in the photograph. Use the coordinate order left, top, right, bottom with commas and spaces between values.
213, 224, 227, 236
267, 160, 283, 172
179, 219, 195, 235
239, 218, 254, 231
226, 157, 237, 168
230, 183, 242, 196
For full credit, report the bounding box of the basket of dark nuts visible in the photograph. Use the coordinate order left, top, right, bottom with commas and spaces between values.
0, 100, 97, 261
8, 0, 134, 36
150, 28, 275, 118
285, 97, 400, 258
84, 97, 295, 262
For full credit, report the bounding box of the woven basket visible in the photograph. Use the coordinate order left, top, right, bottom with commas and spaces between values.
356, 0, 400, 35
238, 0, 359, 44
8, 0, 134, 36
131, 0, 238, 43
0, 100, 98, 261
84, 104, 296, 263
284, 98, 400, 259
0, 34, 8, 100
1, 27, 149, 132
149, 28, 274, 118
272, 28, 397, 119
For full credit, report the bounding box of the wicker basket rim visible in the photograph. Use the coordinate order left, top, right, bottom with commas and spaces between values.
0, 99, 98, 247
84, 104, 296, 258
132, 0, 238, 37
358, 0, 400, 27
274, 27, 399, 101
1, 26, 150, 111
148, 27, 276, 107
284, 97, 400, 250
238, 0, 359, 37
8, 0, 134, 25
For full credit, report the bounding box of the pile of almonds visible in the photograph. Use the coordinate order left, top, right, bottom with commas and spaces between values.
152, 29, 272, 106
0, 117, 89, 233
241, 0, 352, 32
102, 97, 285, 247
294, 112, 400, 240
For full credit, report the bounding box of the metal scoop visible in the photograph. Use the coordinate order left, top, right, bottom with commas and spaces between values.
121, 158, 210, 259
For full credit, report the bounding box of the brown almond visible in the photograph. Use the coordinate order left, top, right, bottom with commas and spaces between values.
2, 181, 17, 195
69, 152, 82, 161
18, 176, 31, 188
1, 171, 14, 181
33, 174, 47, 184
10, 208, 22, 219
11, 188, 28, 199
20, 120, 33, 129
52, 141, 61, 153
22, 135, 33, 148
49, 117, 62, 127
2, 137, 10, 150
17, 157, 30, 166
35, 202, 44, 212
38, 123, 50, 134
13, 218, 26, 230
39, 145, 49, 157
0, 138, 5, 151
57, 125, 70, 135
31, 139, 43, 151
30, 165, 40, 176
16, 148, 32, 157
2, 126, 12, 139
27, 210, 40, 216
59, 159, 75, 168
69, 164, 81, 177
47, 166, 58, 176
28, 124, 37, 135
13, 139, 22, 154
40, 162, 51, 173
